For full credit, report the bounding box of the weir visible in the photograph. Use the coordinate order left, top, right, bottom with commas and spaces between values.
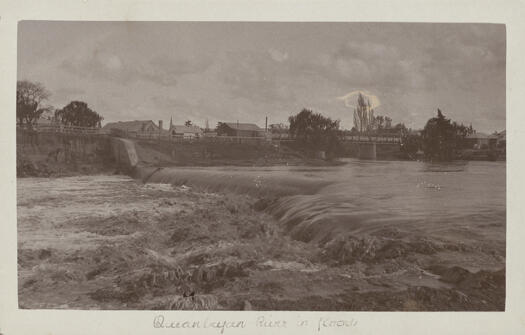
136, 166, 330, 197
110, 137, 139, 173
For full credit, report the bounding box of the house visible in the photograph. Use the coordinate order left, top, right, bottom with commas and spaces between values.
491, 130, 506, 149
217, 122, 266, 137
35, 116, 55, 126
269, 123, 290, 139
464, 132, 490, 149
169, 125, 203, 139
102, 120, 160, 137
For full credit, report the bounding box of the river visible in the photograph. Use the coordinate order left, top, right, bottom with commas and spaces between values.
146, 159, 506, 270
17, 159, 506, 310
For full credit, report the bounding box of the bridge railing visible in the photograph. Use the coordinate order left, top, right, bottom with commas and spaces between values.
133, 133, 272, 145
343, 135, 401, 143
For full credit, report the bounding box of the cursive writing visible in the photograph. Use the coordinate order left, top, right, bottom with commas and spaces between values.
153, 315, 246, 334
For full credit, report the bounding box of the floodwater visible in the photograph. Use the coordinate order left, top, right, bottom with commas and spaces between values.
17, 159, 506, 310
147, 159, 506, 272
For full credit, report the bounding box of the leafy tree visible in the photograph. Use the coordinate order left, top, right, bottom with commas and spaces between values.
375, 115, 385, 131
269, 123, 288, 133
185, 120, 193, 126
216, 122, 230, 135
421, 109, 472, 161
55, 101, 103, 128
400, 133, 422, 157
16, 80, 52, 125
384, 116, 392, 129
288, 108, 341, 154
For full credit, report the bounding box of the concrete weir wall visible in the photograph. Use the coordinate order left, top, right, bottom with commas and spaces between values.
110, 138, 139, 173
17, 129, 142, 174
16, 129, 113, 164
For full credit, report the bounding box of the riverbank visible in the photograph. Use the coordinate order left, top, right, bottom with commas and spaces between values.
18, 175, 505, 310
16, 138, 342, 178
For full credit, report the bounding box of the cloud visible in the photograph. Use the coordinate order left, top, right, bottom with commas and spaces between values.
60, 50, 214, 87
149, 55, 212, 76
218, 51, 296, 103
54, 87, 86, 97
337, 90, 381, 109
60, 51, 215, 87
151, 96, 192, 111
268, 48, 288, 62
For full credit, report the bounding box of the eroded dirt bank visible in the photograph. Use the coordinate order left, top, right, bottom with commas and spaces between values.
17, 175, 504, 310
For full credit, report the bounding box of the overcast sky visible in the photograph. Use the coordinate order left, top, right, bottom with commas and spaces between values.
18, 21, 505, 133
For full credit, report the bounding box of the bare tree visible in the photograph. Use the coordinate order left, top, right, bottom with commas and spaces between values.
16, 80, 52, 126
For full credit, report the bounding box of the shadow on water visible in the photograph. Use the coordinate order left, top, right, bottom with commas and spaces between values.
421, 161, 469, 173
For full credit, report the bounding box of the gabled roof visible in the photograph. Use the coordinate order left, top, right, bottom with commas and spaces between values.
171, 125, 203, 134
466, 132, 489, 139
35, 116, 54, 125
223, 122, 264, 131
103, 120, 158, 132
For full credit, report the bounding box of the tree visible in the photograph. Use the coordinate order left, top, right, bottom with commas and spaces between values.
421, 109, 472, 161
16, 80, 52, 126
55, 101, 103, 128
393, 123, 408, 136
375, 115, 385, 131
216, 122, 230, 136
185, 120, 193, 127
288, 108, 341, 154
353, 93, 375, 135
385, 116, 392, 129
400, 133, 422, 157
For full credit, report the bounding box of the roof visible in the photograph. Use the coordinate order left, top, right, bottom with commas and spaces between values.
103, 120, 158, 132
171, 125, 203, 134
223, 122, 264, 131
466, 132, 489, 139
35, 117, 54, 125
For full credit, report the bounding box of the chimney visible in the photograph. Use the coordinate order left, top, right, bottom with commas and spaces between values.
159, 120, 163, 130
265, 116, 268, 132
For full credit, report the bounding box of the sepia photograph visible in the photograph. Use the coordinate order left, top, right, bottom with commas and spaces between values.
16, 21, 506, 311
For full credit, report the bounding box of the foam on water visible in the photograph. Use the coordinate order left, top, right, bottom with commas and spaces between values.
138, 160, 506, 270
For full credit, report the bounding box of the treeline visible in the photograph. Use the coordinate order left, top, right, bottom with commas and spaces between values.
286, 93, 478, 162
16, 80, 103, 128
419, 109, 475, 161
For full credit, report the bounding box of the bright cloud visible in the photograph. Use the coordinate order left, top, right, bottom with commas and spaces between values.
337, 90, 382, 109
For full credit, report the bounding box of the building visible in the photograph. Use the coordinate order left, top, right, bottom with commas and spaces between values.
102, 120, 160, 137
217, 122, 266, 137
491, 130, 506, 149
464, 132, 490, 149
169, 125, 203, 139
269, 123, 290, 140
32, 116, 57, 128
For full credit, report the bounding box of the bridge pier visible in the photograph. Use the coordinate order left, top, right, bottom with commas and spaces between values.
358, 142, 377, 160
